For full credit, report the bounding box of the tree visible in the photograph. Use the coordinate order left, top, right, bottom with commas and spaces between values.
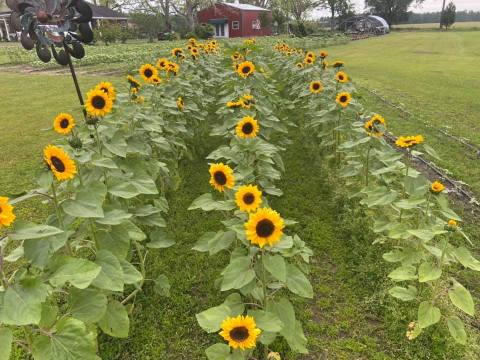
319, 0, 354, 31
441, 1, 456, 29
364, 0, 425, 25
130, 12, 165, 41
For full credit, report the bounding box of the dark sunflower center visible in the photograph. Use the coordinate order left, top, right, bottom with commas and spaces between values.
50, 156, 66, 172
230, 326, 249, 342
175, 50, 181, 56
256, 219, 275, 238
242, 122, 254, 135
404, 139, 414, 145
242, 66, 251, 74
144, 69, 153, 78
214, 171, 227, 185
340, 95, 347, 103
243, 193, 255, 205
339, 75, 344, 80
313, 83, 320, 90
92, 95, 106, 109
60, 119, 69, 128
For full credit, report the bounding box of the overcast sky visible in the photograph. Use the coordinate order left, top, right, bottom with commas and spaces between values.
313, 0, 480, 17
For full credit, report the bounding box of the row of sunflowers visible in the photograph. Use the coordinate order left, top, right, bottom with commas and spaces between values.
0, 34, 478, 360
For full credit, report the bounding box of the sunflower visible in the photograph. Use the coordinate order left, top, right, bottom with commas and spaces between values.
335, 71, 349, 83
430, 181, 445, 194
305, 51, 315, 59
134, 96, 145, 104
322, 61, 328, 69
168, 62, 180, 76
190, 47, 199, 58
171, 47, 183, 57
177, 96, 184, 111
245, 208, 284, 248
85, 89, 113, 117
395, 135, 424, 148
227, 101, 242, 108
364, 114, 386, 137
219, 315, 261, 350
209, 163, 235, 192
231, 51, 243, 62
237, 61, 255, 78
319, 50, 328, 58
236, 116, 259, 139
156, 58, 169, 71
43, 145, 77, 181
240, 94, 254, 109
95, 81, 116, 101
131, 87, 139, 95
332, 60, 345, 68
336, 92, 352, 108
309, 81, 324, 94
296, 62, 304, 69
127, 75, 141, 89
139, 63, 158, 82
304, 56, 314, 65
53, 113, 75, 135
0, 197, 16, 228
235, 185, 262, 213
447, 219, 458, 231
150, 75, 162, 85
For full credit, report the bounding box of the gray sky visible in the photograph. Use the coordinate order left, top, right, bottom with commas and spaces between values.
313, 0, 480, 17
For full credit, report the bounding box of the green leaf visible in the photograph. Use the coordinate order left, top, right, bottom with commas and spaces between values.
388, 265, 417, 281
92, 250, 124, 292
447, 316, 467, 345
263, 254, 286, 282
196, 304, 231, 333
147, 230, 175, 249
188, 193, 236, 211
248, 310, 283, 332
98, 300, 129, 338
153, 274, 170, 297
130, 175, 159, 195
205, 343, 231, 360
95, 208, 132, 225
418, 301, 441, 329
39, 302, 58, 328
424, 144, 441, 160
9, 221, 63, 240
0, 277, 48, 325
108, 180, 140, 199
120, 259, 143, 285
68, 288, 108, 323
382, 250, 405, 263
24, 232, 69, 269
32, 318, 99, 360
62, 183, 107, 218
407, 229, 436, 242
48, 256, 101, 289
448, 281, 475, 316
418, 262, 442, 283
285, 264, 313, 298
104, 131, 128, 157
221, 256, 256, 291
0, 327, 13, 360
91, 157, 118, 169
388, 286, 417, 301
96, 224, 131, 259
453, 247, 480, 271
222, 293, 245, 316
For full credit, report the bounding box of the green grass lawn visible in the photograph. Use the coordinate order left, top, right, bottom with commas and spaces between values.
325, 30, 480, 196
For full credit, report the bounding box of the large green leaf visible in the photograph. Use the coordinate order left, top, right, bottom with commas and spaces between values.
248, 310, 283, 332
447, 316, 467, 345
91, 250, 124, 292
453, 247, 480, 271
9, 221, 63, 240
221, 256, 256, 291
418, 301, 441, 329
188, 193, 236, 211
120, 259, 143, 285
95, 208, 132, 226
448, 281, 475, 316
418, 262, 442, 283
388, 265, 417, 281
107, 180, 140, 199
388, 286, 417, 301
262, 254, 286, 282
153, 274, 170, 297
96, 224, 131, 259
24, 232, 69, 269
48, 256, 101, 289
0, 327, 13, 360
205, 343, 230, 360
62, 183, 107, 218
68, 288, 108, 323
130, 175, 158, 195
147, 230, 175, 249
98, 300, 130, 338
196, 304, 231, 333
285, 264, 313, 298
32, 318, 100, 360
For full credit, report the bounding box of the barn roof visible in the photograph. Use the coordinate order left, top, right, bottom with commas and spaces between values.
221, 2, 269, 11
86, 2, 128, 19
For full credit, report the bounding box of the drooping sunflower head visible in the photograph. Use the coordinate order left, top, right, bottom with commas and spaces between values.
332, 60, 345, 68
364, 114, 386, 137
156, 58, 169, 71
139, 63, 158, 82
336, 92, 352, 108
231, 51, 243, 62
53, 113, 75, 135
395, 135, 424, 148
237, 61, 256, 78
236, 116, 259, 139
430, 181, 445, 194
245, 207, 285, 248
209, 163, 235, 192
127, 75, 141, 89
171, 47, 183, 57
319, 50, 328, 58
335, 71, 349, 83
85, 89, 113, 117
235, 185, 262, 213
43, 145, 77, 181
309, 81, 324, 94
0, 196, 16, 228
177, 96, 184, 111
95, 81, 116, 101
149, 75, 162, 85
219, 315, 261, 350
296, 62, 304, 69
240, 94, 254, 109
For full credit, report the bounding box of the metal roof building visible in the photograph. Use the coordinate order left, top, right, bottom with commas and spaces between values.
340, 15, 390, 35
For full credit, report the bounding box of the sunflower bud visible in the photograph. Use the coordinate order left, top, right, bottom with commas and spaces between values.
85, 116, 99, 126
68, 136, 83, 149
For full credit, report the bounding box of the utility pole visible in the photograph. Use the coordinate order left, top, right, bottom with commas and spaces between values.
439, 0, 446, 29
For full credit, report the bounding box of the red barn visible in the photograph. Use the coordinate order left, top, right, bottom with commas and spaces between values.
197, 1, 272, 38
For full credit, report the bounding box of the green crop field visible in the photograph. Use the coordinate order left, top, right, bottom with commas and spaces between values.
393, 21, 480, 29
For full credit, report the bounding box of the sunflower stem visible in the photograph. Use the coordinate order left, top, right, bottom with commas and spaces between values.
51, 181, 71, 255
399, 153, 411, 222
431, 234, 450, 304
261, 249, 269, 359
365, 144, 372, 187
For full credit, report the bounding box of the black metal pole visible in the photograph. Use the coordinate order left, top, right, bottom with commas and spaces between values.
64, 43, 87, 120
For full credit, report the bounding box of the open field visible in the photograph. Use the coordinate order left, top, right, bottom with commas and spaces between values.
393, 21, 480, 30
1, 32, 479, 360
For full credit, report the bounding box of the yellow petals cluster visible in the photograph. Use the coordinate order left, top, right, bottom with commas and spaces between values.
395, 135, 424, 148
0, 197, 16, 228
219, 315, 261, 350
245, 207, 285, 248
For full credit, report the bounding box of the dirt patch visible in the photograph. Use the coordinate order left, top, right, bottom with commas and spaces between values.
0, 64, 124, 77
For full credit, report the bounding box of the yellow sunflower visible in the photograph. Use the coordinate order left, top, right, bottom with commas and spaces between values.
332, 60, 345, 68
85, 89, 113, 117
209, 163, 235, 192
296, 62, 304, 69
304, 57, 314, 65
190, 47, 200, 58
231, 51, 243, 62
150, 75, 162, 85
127, 75, 141, 89
95, 81, 116, 101
139, 64, 158, 82
336, 92, 352, 108
305, 51, 315, 60
431, 181, 445, 194
319, 50, 328, 58
171, 47, 183, 57
395, 135, 424, 148
43, 145, 77, 181
335, 71, 349, 83
237, 61, 255, 78
219, 315, 261, 350
168, 62, 180, 76
53, 113, 75, 135
227, 101, 242, 108
448, 219, 458, 229
235, 185, 262, 213
240, 94, 254, 109
364, 114, 386, 137
156, 58, 169, 71
177, 96, 184, 111
245, 207, 284, 248
236, 116, 259, 139
309, 81, 324, 94
0, 197, 16, 228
